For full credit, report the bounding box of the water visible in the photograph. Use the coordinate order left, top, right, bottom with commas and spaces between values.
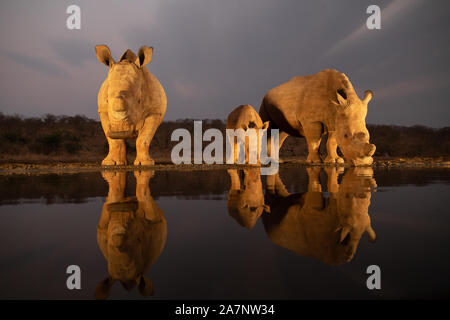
0, 166, 449, 299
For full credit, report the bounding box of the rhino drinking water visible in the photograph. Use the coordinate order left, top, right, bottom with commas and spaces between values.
96, 45, 167, 166
227, 168, 269, 229
263, 167, 377, 265
226, 104, 269, 164
259, 69, 376, 166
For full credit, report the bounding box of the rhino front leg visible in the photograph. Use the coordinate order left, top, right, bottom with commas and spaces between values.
324, 166, 344, 195
98, 171, 126, 229
134, 170, 161, 221
134, 114, 161, 166
303, 122, 323, 164
99, 112, 127, 165
324, 131, 344, 164
103, 138, 127, 165
305, 167, 325, 209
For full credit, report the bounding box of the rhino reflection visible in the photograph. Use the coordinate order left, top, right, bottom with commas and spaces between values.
263, 167, 376, 265
96, 171, 166, 299
227, 168, 269, 229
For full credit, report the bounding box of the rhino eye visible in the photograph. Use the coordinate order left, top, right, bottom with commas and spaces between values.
344, 134, 349, 138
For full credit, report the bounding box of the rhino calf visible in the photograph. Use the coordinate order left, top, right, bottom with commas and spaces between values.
227, 168, 269, 229
260, 69, 376, 166
96, 45, 167, 166
226, 104, 269, 164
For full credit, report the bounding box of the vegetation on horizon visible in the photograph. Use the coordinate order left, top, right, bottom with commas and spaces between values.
0, 113, 449, 162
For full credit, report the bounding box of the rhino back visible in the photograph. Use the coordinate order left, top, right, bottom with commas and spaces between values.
261, 69, 346, 135
226, 104, 262, 129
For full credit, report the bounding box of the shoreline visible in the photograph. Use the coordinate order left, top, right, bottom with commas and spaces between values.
0, 157, 449, 175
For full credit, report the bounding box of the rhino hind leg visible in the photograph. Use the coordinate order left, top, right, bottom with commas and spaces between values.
324, 131, 344, 164
303, 122, 323, 164
134, 114, 162, 166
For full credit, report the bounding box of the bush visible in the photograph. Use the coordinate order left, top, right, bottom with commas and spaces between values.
0, 112, 448, 160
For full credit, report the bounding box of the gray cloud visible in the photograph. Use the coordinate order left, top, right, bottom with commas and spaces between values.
1, 0, 450, 127
50, 37, 95, 67
2, 50, 66, 77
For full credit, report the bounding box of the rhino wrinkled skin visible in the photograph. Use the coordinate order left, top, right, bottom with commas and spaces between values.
96, 45, 167, 166
263, 167, 376, 265
260, 69, 376, 166
96, 171, 166, 299
226, 104, 269, 164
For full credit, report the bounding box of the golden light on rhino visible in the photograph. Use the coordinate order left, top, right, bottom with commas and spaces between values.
226, 104, 269, 164
96, 171, 166, 299
96, 45, 167, 166
263, 167, 377, 265
260, 69, 376, 166
227, 168, 269, 229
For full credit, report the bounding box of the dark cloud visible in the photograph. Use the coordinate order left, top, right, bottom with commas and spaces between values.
50, 37, 95, 67
1, 0, 450, 127
2, 50, 66, 77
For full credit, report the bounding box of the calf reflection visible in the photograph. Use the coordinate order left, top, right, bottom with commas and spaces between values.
96, 171, 167, 299
263, 167, 376, 265
227, 168, 269, 229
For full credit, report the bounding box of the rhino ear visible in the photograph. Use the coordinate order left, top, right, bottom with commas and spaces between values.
119, 49, 138, 63
338, 225, 351, 243
367, 225, 376, 243
136, 46, 153, 68
95, 277, 114, 300
334, 89, 349, 107
138, 276, 154, 296
363, 90, 373, 104
95, 45, 115, 67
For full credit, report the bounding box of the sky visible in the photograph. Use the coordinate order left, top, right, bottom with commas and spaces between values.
0, 0, 449, 127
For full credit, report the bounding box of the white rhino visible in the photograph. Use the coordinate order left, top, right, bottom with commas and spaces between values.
227, 168, 269, 229
226, 104, 269, 164
259, 69, 376, 166
96, 171, 166, 299
263, 167, 376, 265
96, 45, 167, 166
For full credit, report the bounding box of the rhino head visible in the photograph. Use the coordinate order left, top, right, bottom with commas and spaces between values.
334, 167, 377, 262
332, 82, 376, 166
227, 168, 269, 229
96, 45, 153, 139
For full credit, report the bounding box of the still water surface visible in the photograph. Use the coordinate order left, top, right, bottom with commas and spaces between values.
0, 166, 449, 299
